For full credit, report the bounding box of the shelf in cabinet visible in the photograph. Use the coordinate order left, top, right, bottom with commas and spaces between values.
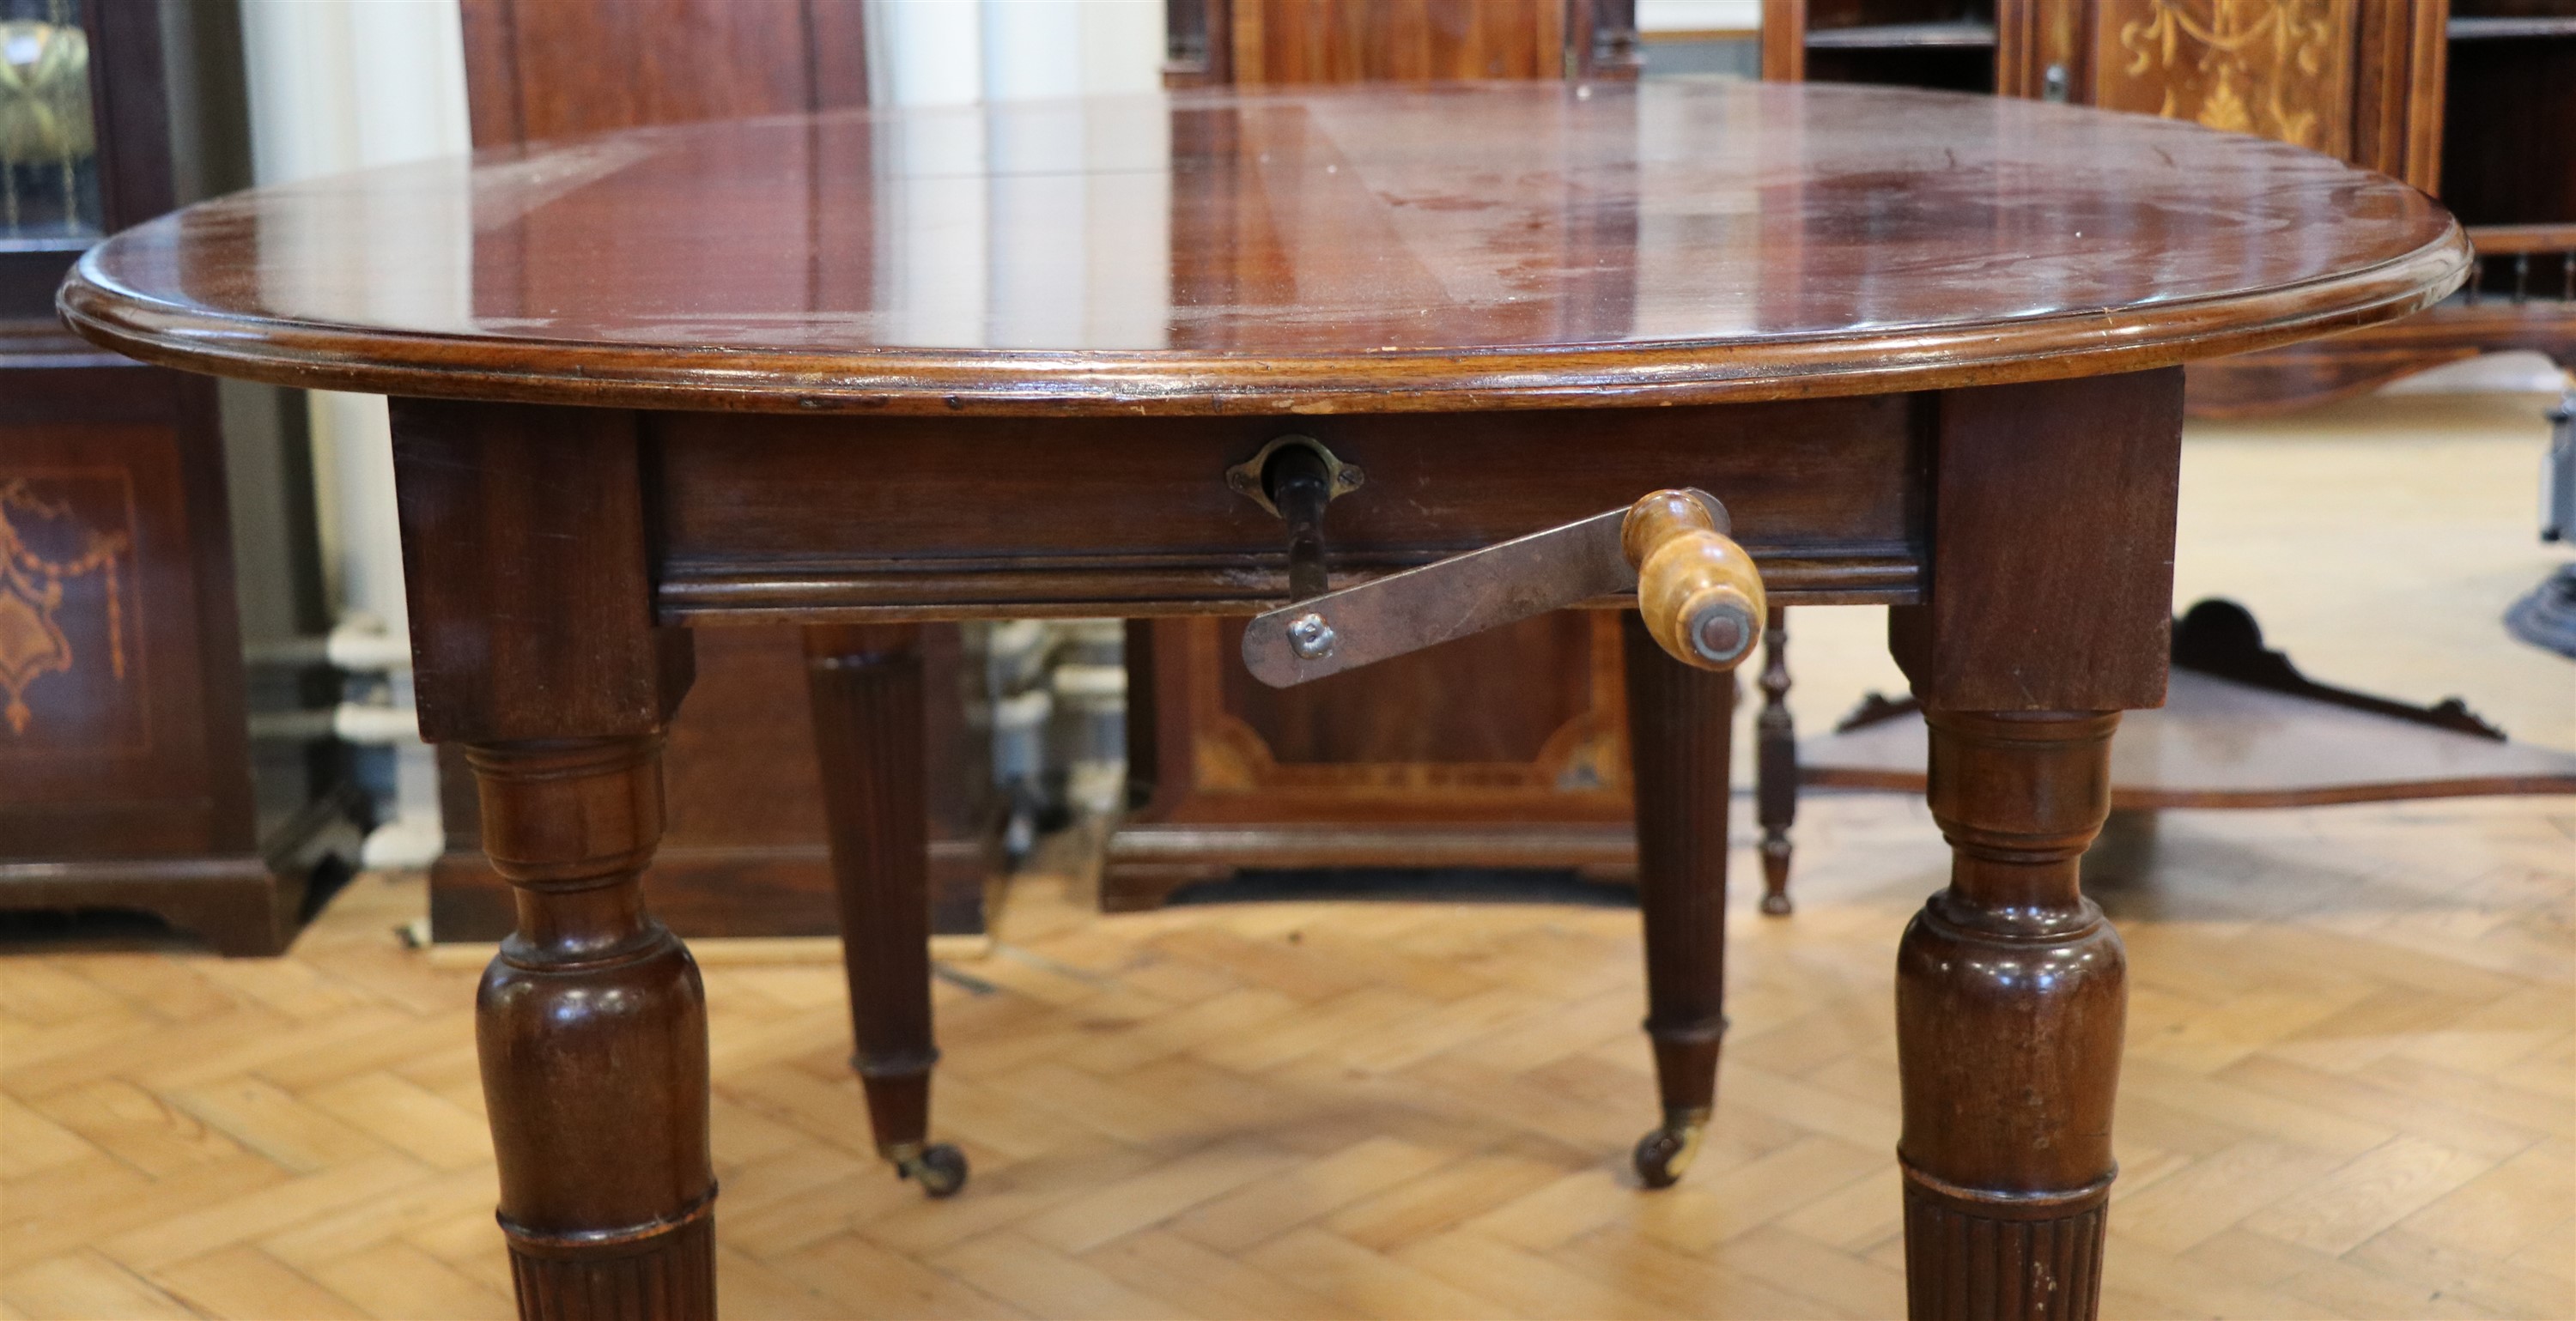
2447, 15, 2576, 39
2469, 223, 2576, 256
1805, 21, 1997, 50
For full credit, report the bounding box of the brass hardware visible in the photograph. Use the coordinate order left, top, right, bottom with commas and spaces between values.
1632, 1106, 1711, 1189
1224, 434, 1364, 518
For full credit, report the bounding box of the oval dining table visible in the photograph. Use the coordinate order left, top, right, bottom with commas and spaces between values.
61, 79, 2463, 1321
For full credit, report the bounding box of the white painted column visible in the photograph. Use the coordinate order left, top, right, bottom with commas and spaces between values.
239, 0, 471, 870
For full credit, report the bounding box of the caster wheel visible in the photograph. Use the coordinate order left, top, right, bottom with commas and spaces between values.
1759, 893, 1794, 917
900, 1143, 969, 1198
1631, 1126, 1698, 1190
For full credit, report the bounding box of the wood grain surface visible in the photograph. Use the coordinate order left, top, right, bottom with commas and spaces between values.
59, 82, 2464, 415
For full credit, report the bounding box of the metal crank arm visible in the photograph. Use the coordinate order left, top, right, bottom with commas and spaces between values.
1242, 488, 1767, 688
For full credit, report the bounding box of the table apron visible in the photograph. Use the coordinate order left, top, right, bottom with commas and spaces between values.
646, 397, 1929, 623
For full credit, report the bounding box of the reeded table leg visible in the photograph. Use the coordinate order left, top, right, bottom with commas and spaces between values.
1897, 710, 2125, 1321
1754, 605, 1795, 917
469, 737, 715, 1321
805, 625, 965, 1198
1620, 612, 1735, 1189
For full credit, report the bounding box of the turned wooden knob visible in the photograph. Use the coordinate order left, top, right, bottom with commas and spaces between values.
1622, 488, 1765, 671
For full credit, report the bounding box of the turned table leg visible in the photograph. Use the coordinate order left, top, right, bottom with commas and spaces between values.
805, 625, 966, 1197
1620, 612, 1735, 1189
1898, 709, 2125, 1321
469, 736, 715, 1320
1754, 605, 1795, 917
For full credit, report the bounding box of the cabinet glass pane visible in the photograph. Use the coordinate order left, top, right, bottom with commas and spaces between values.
0, 0, 98, 241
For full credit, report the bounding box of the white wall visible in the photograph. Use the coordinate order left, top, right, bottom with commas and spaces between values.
871, 1, 1170, 349
239, 0, 472, 870
240, 0, 470, 644
1637, 0, 1764, 33
872, 0, 1163, 106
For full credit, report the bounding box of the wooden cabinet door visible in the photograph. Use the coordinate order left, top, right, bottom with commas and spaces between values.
2063, 0, 2445, 186
1169, 0, 1638, 87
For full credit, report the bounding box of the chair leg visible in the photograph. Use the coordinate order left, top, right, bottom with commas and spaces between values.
1620, 612, 1735, 1189
805, 624, 967, 1198
1756, 605, 1796, 916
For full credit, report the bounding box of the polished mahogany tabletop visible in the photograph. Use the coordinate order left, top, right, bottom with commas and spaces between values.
61, 81, 2464, 415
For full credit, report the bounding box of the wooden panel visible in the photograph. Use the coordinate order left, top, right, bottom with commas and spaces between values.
2348, 0, 2445, 190
1220, 613, 1601, 767
1166, 612, 1628, 814
1764, 0, 1811, 76
1230, 0, 1569, 83
390, 399, 692, 744
0, 367, 251, 860
2090, 0, 2363, 157
459, 0, 868, 148
650, 399, 1928, 620
1103, 610, 1638, 910
1893, 370, 2184, 712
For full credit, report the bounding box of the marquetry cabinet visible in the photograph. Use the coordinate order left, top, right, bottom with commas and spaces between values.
1110, 615, 1639, 906
1753, 0, 2575, 918
0, 0, 360, 954
1761, 0, 2575, 412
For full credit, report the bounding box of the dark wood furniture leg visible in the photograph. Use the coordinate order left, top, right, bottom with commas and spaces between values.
1755, 604, 1795, 916
1886, 370, 2181, 1319
804, 624, 967, 1197
470, 736, 716, 1318
392, 399, 715, 1319
1897, 709, 2123, 1319
1620, 611, 1735, 1188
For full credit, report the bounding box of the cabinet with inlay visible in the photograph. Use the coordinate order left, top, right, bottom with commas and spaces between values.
1760, 0, 2573, 410
1, 0, 360, 954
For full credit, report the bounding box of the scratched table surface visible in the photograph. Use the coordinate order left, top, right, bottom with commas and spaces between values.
62, 80, 2463, 416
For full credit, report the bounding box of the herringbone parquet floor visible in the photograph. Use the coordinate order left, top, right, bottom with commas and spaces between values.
4, 790, 2571, 1320
7, 391, 2573, 1318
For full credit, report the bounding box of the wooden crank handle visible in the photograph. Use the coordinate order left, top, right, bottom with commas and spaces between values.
1622, 489, 1765, 671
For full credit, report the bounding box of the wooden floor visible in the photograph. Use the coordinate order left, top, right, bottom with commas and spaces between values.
4, 790, 2571, 1320
6, 390, 2573, 1318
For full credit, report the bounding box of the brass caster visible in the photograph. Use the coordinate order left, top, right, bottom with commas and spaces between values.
891, 1142, 969, 1198
1631, 1118, 1704, 1190
1759, 893, 1793, 917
